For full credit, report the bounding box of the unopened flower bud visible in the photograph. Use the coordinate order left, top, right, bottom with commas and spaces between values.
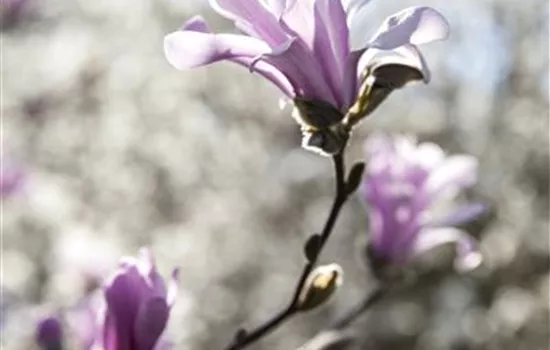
36, 315, 63, 350
296, 264, 343, 311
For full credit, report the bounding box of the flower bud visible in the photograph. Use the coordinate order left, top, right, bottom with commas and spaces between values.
296, 264, 343, 311
36, 315, 63, 350
101, 248, 179, 350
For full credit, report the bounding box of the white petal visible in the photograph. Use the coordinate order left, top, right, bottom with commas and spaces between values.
369, 7, 450, 50
414, 142, 445, 170
423, 155, 478, 199
413, 227, 482, 272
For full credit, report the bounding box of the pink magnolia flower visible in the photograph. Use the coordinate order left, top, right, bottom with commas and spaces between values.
361, 134, 485, 274
0, 157, 25, 197
99, 249, 178, 350
36, 315, 63, 350
164, 0, 449, 154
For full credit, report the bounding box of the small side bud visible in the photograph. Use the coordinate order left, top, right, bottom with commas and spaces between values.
304, 234, 321, 262
346, 162, 366, 194
296, 264, 343, 311
235, 328, 247, 343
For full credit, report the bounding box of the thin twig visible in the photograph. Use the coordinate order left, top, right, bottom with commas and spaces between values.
297, 286, 386, 350
332, 286, 385, 330
225, 153, 349, 350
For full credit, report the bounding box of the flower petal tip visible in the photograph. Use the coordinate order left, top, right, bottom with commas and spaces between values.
455, 250, 483, 273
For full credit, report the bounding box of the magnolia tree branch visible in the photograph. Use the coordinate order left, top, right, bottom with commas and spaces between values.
297, 286, 386, 350
224, 152, 355, 350
331, 286, 385, 330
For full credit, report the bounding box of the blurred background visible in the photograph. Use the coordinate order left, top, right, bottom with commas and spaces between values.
1, 0, 548, 349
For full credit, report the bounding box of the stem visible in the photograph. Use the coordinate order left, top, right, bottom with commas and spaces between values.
332, 286, 385, 330
225, 153, 348, 350
296, 287, 386, 350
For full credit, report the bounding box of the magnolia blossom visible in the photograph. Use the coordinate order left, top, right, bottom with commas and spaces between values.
36, 316, 63, 350
361, 134, 485, 273
0, 0, 30, 27
99, 249, 178, 350
0, 157, 25, 197
164, 0, 449, 153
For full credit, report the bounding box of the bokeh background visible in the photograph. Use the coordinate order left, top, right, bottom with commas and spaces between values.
1, 0, 548, 349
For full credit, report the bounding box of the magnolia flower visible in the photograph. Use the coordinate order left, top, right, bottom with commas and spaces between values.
36, 315, 63, 350
164, 0, 449, 154
0, 0, 30, 28
0, 157, 25, 197
99, 249, 178, 350
361, 134, 485, 275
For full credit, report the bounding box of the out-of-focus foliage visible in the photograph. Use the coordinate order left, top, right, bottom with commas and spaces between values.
1, 0, 548, 349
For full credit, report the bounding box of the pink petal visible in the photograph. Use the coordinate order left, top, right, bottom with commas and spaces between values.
164, 30, 271, 69
312, 0, 352, 108
230, 55, 295, 97
209, 0, 288, 46
423, 155, 478, 199
134, 298, 170, 350
412, 227, 482, 272
181, 15, 210, 32
280, 0, 316, 47
369, 7, 449, 50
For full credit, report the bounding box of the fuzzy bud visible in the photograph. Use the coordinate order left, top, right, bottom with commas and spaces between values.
296, 264, 343, 311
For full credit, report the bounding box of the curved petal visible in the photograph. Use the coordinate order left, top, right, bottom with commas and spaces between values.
369, 7, 449, 50
358, 44, 431, 83
164, 30, 271, 70
134, 298, 170, 350
342, 50, 362, 107
137, 248, 167, 298
281, 0, 351, 108
412, 227, 482, 272
232, 56, 294, 97
414, 141, 445, 171
423, 155, 478, 199
181, 15, 210, 32
104, 273, 140, 350
209, 0, 289, 46
166, 268, 179, 307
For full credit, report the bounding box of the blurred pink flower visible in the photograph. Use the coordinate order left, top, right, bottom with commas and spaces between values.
36, 315, 63, 350
0, 0, 30, 27
98, 248, 179, 350
361, 134, 485, 273
1, 157, 25, 197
